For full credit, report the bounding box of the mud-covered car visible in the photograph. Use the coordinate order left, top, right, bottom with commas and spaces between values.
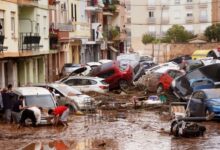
186, 89, 220, 118
35, 83, 95, 111
90, 61, 133, 91
147, 69, 183, 93
172, 63, 220, 100
13, 87, 56, 125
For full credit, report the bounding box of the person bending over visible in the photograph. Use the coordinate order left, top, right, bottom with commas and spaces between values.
48, 104, 70, 127
19, 106, 42, 127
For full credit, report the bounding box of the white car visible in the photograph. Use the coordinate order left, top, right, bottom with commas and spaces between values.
145, 62, 180, 74
13, 87, 57, 124
61, 76, 109, 93
35, 83, 95, 110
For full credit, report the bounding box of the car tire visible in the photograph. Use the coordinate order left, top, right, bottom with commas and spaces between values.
119, 80, 129, 92
157, 84, 164, 94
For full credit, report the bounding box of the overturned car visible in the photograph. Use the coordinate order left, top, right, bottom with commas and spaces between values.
172, 63, 220, 100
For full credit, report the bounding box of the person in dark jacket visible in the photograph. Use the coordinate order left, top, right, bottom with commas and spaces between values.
11, 96, 26, 123
2, 84, 16, 123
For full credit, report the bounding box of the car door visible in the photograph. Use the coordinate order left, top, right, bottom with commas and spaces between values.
78, 79, 92, 92
188, 91, 206, 117
161, 70, 174, 90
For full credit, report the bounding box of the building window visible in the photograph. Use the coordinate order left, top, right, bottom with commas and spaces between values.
0, 10, 5, 35
11, 12, 15, 38
185, 25, 194, 33
187, 0, 193, 2
148, 26, 156, 36
43, 16, 47, 38
175, 0, 180, 4
174, 11, 180, 19
36, 15, 40, 34
186, 12, 193, 17
74, 4, 77, 22
149, 11, 154, 18
200, 9, 207, 21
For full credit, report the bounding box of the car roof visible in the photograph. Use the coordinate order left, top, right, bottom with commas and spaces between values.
14, 87, 51, 96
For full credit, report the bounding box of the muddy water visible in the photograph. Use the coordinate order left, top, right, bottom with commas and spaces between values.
0, 110, 220, 150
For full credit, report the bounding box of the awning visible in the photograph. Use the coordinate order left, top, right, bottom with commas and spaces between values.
109, 46, 118, 52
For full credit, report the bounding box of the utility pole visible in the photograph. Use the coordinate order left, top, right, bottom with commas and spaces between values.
157, 5, 164, 63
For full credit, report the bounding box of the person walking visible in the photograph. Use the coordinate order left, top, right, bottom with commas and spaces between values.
48, 104, 70, 127
11, 96, 26, 123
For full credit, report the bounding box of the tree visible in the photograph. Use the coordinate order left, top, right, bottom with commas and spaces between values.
162, 25, 194, 43
142, 33, 155, 45
204, 24, 220, 42
142, 33, 156, 57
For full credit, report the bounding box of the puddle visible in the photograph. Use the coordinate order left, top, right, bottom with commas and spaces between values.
20, 139, 118, 150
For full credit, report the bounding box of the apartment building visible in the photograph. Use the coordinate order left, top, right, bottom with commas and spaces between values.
131, 0, 212, 54
102, 0, 127, 60
0, 0, 18, 88
0, 0, 50, 88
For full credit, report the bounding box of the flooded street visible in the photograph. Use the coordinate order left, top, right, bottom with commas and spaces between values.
0, 110, 220, 150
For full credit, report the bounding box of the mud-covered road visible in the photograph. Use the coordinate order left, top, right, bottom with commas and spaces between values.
0, 109, 220, 150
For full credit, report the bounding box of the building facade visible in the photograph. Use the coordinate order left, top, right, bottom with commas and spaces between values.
131, 0, 212, 55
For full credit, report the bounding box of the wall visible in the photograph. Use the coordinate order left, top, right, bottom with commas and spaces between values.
142, 42, 220, 63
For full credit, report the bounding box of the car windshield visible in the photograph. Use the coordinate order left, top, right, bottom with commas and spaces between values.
25, 95, 55, 108
53, 84, 82, 96
206, 91, 220, 99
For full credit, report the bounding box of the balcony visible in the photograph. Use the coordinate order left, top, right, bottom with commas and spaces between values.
85, 0, 104, 12
186, 16, 194, 23
147, 5, 156, 10
200, 17, 208, 23
69, 22, 90, 39
185, 4, 193, 9
103, 26, 120, 41
19, 33, 42, 51
199, 3, 208, 8
53, 23, 74, 32
147, 18, 156, 24
0, 35, 8, 53
18, 0, 39, 7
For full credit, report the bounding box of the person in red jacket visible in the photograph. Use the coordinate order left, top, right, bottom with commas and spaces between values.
48, 104, 70, 126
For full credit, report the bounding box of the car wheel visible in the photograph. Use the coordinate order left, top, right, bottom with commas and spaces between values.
119, 80, 129, 92
157, 84, 164, 94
